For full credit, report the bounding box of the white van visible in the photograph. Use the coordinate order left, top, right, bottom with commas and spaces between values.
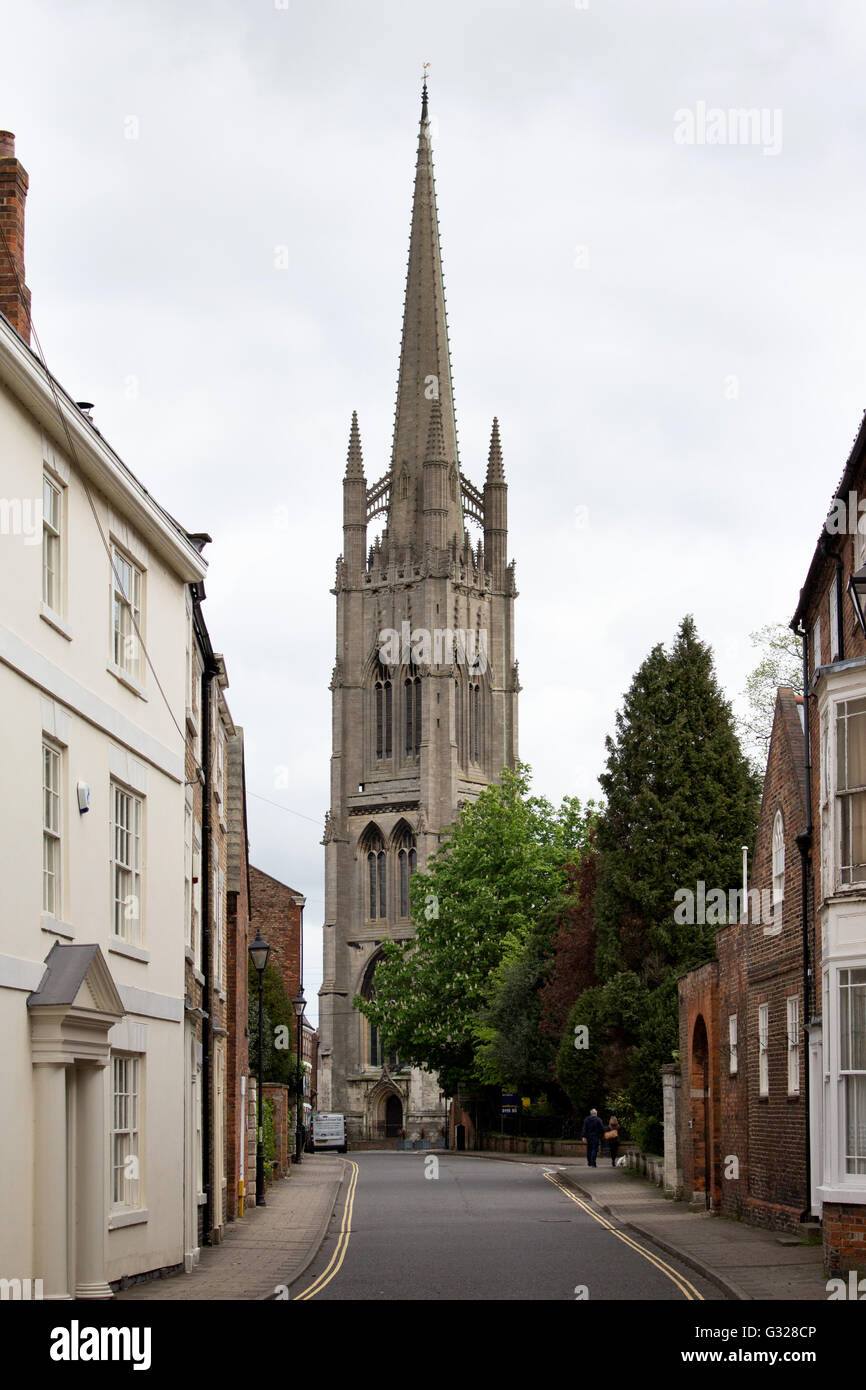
311, 1112, 348, 1153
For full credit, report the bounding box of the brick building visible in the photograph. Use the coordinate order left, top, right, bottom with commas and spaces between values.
678, 687, 808, 1229
790, 413, 866, 1273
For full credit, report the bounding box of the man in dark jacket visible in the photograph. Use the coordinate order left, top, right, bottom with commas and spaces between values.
582, 1109, 605, 1167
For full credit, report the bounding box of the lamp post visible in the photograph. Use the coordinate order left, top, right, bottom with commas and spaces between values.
292, 988, 306, 1163
249, 929, 270, 1206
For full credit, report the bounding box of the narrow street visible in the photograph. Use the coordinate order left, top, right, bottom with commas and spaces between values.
289, 1154, 719, 1301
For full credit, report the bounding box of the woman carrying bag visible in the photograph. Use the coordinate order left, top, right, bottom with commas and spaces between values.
605, 1115, 620, 1167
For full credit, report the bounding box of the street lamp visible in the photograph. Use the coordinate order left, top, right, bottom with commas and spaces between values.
292, 988, 306, 1163
249, 929, 270, 1205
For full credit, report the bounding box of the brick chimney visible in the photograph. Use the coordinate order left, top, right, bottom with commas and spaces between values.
0, 132, 31, 343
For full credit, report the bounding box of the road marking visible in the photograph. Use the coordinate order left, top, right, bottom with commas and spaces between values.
293, 1160, 359, 1301
543, 1172, 704, 1301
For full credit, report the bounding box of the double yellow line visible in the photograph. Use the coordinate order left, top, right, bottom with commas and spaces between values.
293, 1160, 359, 1300
543, 1172, 704, 1301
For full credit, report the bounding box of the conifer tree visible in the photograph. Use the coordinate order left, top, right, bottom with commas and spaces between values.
582, 616, 759, 1132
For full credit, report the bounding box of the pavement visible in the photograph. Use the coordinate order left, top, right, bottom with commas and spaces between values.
113, 1156, 346, 1302
459, 1150, 828, 1301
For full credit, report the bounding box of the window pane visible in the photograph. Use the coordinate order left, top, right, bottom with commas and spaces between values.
847, 706, 866, 788
845, 1075, 866, 1175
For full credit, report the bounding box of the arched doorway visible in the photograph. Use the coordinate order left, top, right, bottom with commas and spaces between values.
691, 1014, 711, 1209
384, 1094, 403, 1138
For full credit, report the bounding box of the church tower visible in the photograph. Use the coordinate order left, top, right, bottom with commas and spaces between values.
318, 82, 519, 1139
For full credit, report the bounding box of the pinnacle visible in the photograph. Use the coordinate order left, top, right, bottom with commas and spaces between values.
345, 410, 365, 479
486, 416, 504, 482
424, 398, 447, 462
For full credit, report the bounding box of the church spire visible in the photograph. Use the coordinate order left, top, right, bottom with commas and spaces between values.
388, 80, 463, 554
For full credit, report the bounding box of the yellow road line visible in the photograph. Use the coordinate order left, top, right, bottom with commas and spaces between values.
543, 1173, 704, 1301
294, 1160, 359, 1301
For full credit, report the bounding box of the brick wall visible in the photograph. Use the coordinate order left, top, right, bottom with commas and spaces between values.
823, 1202, 866, 1275
248, 864, 304, 1051
677, 959, 721, 1208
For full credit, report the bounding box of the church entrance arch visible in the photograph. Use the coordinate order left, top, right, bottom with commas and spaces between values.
384, 1094, 403, 1138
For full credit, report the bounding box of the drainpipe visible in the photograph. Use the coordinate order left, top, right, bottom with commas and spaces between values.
792, 624, 813, 1222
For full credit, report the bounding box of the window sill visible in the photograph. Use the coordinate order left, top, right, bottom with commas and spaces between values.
193, 967, 205, 985
185, 946, 195, 964
40, 604, 72, 641
41, 913, 74, 939
109, 937, 150, 964
817, 1183, 866, 1204
186, 708, 198, 736
108, 1208, 148, 1230
107, 663, 147, 700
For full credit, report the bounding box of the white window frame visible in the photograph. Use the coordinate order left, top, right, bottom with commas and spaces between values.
184, 791, 193, 952
836, 697, 866, 888
111, 1054, 142, 1210
192, 653, 203, 765
758, 1003, 769, 1097
111, 544, 143, 684
813, 615, 822, 677
772, 809, 785, 907
787, 994, 800, 1096
192, 822, 202, 970
839, 967, 866, 1177
829, 580, 839, 664
42, 739, 62, 916
728, 1013, 738, 1076
42, 473, 62, 613
112, 782, 143, 944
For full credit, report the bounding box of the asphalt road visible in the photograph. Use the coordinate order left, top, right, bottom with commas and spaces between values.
289, 1152, 720, 1301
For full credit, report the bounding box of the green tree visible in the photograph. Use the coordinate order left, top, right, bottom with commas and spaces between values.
589, 616, 759, 1132
475, 809, 598, 1093
737, 622, 803, 774
248, 959, 303, 1091
356, 765, 587, 1094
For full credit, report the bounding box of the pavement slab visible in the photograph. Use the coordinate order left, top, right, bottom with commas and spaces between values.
113, 1156, 345, 1302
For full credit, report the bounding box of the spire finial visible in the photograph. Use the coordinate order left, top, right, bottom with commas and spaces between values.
346, 409, 365, 479
422, 61, 430, 116
486, 416, 504, 482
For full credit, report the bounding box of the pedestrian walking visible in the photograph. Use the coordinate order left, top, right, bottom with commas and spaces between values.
581, 1108, 605, 1167
605, 1115, 620, 1167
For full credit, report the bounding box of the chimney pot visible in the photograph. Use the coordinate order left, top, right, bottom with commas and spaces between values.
0, 131, 15, 158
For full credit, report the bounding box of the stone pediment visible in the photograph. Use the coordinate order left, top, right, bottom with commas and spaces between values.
28, 943, 124, 1066
28, 942, 124, 1016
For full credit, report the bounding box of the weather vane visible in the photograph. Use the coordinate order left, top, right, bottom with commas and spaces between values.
423, 61, 430, 83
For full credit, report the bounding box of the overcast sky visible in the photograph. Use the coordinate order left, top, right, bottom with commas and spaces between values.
6, 0, 866, 1021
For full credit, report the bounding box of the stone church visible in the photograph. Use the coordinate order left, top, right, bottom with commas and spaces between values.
317, 83, 520, 1140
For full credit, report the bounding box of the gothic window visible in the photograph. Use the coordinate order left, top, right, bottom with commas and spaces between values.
449, 469, 457, 501
455, 678, 464, 767
772, 810, 785, 906
405, 673, 422, 757
469, 681, 481, 764
396, 825, 418, 918
363, 827, 386, 920
375, 663, 393, 760
361, 953, 398, 1070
